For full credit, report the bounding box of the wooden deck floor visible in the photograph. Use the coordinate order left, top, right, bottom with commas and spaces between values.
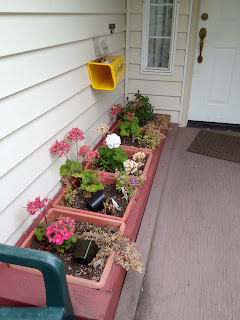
115, 127, 240, 320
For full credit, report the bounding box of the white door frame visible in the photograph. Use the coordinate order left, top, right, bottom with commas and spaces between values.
179, 0, 200, 127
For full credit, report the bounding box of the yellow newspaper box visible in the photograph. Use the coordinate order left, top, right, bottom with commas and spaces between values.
87, 55, 125, 90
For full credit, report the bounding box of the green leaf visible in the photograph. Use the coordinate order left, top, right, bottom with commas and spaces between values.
35, 228, 46, 241
66, 159, 72, 168
120, 129, 130, 137
60, 165, 71, 176
71, 234, 77, 243
86, 184, 98, 193
37, 222, 47, 227
71, 162, 83, 171
72, 172, 81, 178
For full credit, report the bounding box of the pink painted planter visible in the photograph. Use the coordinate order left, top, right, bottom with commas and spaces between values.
52, 176, 138, 222
10, 208, 125, 290
84, 145, 153, 178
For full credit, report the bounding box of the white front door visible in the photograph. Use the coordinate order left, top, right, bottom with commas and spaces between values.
188, 0, 240, 124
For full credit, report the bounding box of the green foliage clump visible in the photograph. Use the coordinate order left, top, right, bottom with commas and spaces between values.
121, 91, 154, 126
135, 131, 163, 150
60, 159, 83, 177
64, 184, 78, 206
119, 115, 141, 138
73, 170, 104, 193
94, 146, 128, 172
115, 170, 145, 199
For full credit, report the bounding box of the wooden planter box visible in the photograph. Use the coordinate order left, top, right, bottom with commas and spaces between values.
52, 176, 138, 222
0, 114, 171, 320
10, 208, 125, 290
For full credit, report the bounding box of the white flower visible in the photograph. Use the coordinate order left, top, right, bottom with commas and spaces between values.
96, 123, 109, 134
132, 151, 145, 162
106, 133, 121, 149
123, 159, 138, 175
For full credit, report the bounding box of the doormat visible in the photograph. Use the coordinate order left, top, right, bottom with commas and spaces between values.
187, 130, 240, 164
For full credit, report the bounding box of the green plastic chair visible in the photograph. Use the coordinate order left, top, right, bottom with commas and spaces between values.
0, 244, 76, 320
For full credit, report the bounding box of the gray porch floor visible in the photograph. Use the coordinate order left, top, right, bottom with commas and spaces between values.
114, 125, 240, 320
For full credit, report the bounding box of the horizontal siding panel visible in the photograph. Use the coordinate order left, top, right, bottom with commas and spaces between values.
1, 48, 125, 139
176, 32, 187, 50
0, 66, 91, 139
130, 14, 142, 31
130, 0, 142, 14
0, 32, 125, 99
0, 82, 125, 213
178, 14, 189, 33
1, 14, 125, 57
0, 76, 124, 178
175, 49, 186, 66
128, 93, 181, 111
154, 109, 179, 123
129, 47, 141, 64
130, 31, 142, 48
130, 31, 187, 49
129, 79, 182, 97
129, 64, 184, 82
0, 0, 126, 13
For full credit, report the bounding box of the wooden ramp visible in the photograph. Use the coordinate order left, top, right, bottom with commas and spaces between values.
115, 127, 240, 320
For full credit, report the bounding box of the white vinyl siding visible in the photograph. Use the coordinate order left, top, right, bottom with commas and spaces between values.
127, 0, 190, 122
0, 1, 126, 244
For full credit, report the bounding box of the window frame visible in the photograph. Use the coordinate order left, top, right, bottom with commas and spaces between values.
141, 0, 179, 75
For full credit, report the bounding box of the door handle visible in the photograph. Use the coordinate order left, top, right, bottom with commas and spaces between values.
197, 28, 207, 63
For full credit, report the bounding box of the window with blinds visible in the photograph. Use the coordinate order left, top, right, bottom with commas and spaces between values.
141, 0, 179, 74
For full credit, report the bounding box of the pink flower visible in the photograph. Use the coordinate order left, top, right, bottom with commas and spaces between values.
96, 170, 108, 183
50, 140, 71, 157
67, 128, 85, 142
62, 229, 72, 240
68, 267, 72, 270
45, 217, 75, 246
85, 150, 100, 161
127, 112, 135, 121
111, 104, 122, 115
46, 226, 53, 237
78, 145, 90, 158
52, 235, 63, 245
26, 197, 51, 216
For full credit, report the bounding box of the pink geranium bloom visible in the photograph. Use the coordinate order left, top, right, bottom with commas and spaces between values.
26, 196, 51, 216
50, 140, 71, 157
63, 231, 72, 240
45, 226, 53, 237
78, 145, 90, 158
111, 104, 122, 115
85, 150, 100, 161
52, 234, 63, 245
96, 170, 108, 183
127, 112, 135, 121
67, 128, 85, 142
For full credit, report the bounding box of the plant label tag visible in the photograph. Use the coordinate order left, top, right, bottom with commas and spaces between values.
121, 187, 128, 202
94, 260, 102, 271
112, 198, 120, 210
